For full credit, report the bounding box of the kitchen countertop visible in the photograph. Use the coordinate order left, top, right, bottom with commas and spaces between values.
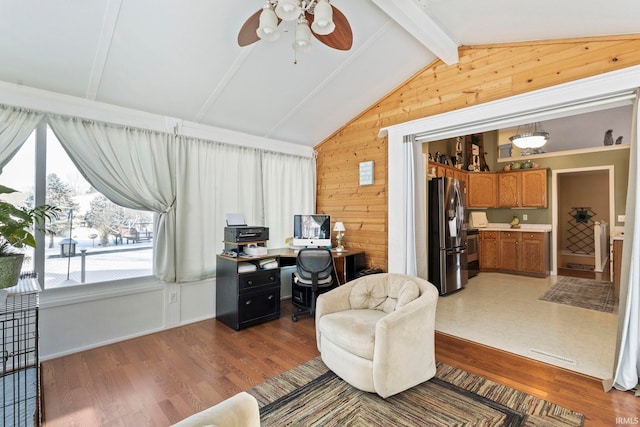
472, 223, 552, 232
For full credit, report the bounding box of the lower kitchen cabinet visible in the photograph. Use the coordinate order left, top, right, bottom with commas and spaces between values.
613, 239, 623, 301
479, 230, 499, 270
480, 229, 549, 277
498, 231, 519, 271
519, 232, 549, 274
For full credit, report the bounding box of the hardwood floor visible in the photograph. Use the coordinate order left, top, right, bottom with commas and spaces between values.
42, 302, 638, 426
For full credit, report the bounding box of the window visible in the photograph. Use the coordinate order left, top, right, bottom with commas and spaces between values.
1, 124, 153, 289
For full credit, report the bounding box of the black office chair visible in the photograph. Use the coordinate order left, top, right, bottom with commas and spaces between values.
291, 248, 336, 322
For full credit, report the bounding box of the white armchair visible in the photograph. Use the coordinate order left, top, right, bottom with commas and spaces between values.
315, 273, 439, 398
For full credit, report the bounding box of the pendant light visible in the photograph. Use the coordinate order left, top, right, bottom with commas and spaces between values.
509, 122, 549, 149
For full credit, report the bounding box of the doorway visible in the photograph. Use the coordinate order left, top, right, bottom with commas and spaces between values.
551, 166, 615, 280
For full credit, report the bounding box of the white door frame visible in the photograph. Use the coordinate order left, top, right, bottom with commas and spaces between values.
551, 166, 615, 276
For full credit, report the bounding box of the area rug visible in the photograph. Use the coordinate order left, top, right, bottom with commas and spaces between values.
538, 276, 617, 314
248, 357, 584, 426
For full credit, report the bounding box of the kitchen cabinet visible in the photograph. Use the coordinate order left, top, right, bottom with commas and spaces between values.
521, 169, 548, 207
453, 169, 468, 190
479, 230, 499, 270
428, 161, 468, 190
519, 232, 549, 274
498, 231, 519, 271
613, 239, 623, 301
497, 169, 548, 208
497, 173, 519, 207
467, 173, 497, 208
480, 230, 549, 277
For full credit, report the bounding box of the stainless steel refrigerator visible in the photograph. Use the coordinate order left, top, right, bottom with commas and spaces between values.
428, 177, 468, 295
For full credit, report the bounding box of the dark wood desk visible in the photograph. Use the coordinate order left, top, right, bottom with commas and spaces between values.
268, 248, 366, 284
215, 247, 366, 330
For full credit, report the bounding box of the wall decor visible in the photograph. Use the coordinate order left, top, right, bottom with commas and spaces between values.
566, 207, 596, 254
359, 161, 374, 186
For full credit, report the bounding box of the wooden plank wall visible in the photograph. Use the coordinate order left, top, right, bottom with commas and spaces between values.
315, 35, 640, 272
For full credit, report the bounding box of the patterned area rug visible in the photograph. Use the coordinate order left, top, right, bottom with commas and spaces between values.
248, 357, 584, 426
538, 276, 617, 314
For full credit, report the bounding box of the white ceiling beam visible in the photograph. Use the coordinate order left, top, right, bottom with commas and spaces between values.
194, 46, 254, 122
370, 0, 459, 65
86, 0, 123, 100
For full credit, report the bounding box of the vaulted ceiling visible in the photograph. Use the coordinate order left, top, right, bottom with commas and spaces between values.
1, 1, 638, 147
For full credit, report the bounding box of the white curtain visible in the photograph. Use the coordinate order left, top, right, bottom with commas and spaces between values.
48, 117, 178, 282
175, 137, 264, 282
175, 139, 316, 282
402, 135, 428, 279
613, 89, 640, 393
0, 105, 43, 171
261, 151, 316, 248
4, 107, 318, 284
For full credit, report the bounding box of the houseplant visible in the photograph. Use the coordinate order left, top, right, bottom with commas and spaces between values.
0, 184, 60, 288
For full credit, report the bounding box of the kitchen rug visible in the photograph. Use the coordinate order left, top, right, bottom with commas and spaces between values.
538, 276, 616, 314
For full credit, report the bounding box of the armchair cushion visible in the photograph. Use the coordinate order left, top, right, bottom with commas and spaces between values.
349, 277, 387, 310
383, 278, 420, 313
349, 274, 421, 313
318, 309, 385, 359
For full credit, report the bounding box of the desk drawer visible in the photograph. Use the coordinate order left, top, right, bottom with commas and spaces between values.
238, 287, 280, 325
239, 269, 280, 291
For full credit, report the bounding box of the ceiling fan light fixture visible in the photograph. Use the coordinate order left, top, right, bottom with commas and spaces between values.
275, 0, 301, 21
293, 18, 313, 53
256, 6, 280, 41
237, 1, 352, 53
509, 122, 549, 149
311, 0, 335, 35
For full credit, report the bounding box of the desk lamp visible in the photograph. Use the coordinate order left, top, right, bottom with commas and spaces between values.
334, 221, 346, 252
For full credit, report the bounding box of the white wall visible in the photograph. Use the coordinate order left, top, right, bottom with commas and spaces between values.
39, 276, 217, 360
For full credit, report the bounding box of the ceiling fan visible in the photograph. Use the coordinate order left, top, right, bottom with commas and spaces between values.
238, 0, 353, 51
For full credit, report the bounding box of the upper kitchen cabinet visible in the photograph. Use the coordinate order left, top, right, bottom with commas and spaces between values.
427, 161, 468, 190
467, 173, 497, 208
497, 172, 519, 207
497, 169, 548, 208
521, 169, 548, 207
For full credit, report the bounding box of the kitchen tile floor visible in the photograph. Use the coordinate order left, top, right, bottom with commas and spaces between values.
435, 272, 618, 379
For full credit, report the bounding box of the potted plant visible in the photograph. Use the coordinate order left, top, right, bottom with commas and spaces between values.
0, 184, 60, 289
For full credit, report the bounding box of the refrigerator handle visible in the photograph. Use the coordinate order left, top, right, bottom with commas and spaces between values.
446, 248, 467, 254
454, 181, 464, 234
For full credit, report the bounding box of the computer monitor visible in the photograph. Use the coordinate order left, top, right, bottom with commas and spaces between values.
293, 214, 331, 248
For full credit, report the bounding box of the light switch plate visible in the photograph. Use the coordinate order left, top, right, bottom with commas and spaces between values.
618, 215, 626, 222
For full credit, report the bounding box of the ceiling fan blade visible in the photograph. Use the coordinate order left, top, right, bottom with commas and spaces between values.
238, 9, 262, 47
306, 5, 353, 51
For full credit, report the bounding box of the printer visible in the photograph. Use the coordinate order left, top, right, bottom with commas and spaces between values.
224, 226, 269, 243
